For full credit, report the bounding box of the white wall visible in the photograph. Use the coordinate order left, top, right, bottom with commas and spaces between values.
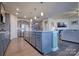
43, 18, 69, 31
68, 16, 79, 29
42, 18, 70, 31
50, 18, 70, 29
10, 14, 18, 39
46, 15, 79, 30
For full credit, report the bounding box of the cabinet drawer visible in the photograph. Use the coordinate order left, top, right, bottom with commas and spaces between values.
36, 36, 41, 39
31, 33, 35, 35
36, 33, 41, 36
31, 35, 35, 37
36, 32, 41, 35
36, 36, 42, 52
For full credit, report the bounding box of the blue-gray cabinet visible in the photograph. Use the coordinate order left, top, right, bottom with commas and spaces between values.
0, 33, 6, 56
0, 13, 10, 56
24, 31, 58, 55
24, 31, 52, 55
24, 31, 30, 42
35, 32, 52, 54
0, 33, 4, 56
30, 32, 36, 46
0, 40, 4, 56
35, 32, 42, 52
3, 34, 9, 52
0, 32, 10, 56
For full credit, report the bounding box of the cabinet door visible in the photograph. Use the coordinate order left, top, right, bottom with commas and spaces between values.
24, 31, 30, 42
3, 32, 9, 52
42, 32, 52, 54
3, 38, 9, 52
24, 32, 26, 40
2, 40, 6, 52
31, 32, 35, 46
0, 40, 4, 56
26, 31, 30, 42
0, 34, 4, 56
36, 32, 42, 52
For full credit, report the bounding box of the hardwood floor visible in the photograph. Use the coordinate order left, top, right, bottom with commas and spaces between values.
5, 37, 41, 56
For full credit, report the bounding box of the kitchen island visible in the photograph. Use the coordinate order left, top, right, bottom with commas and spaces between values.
24, 31, 58, 55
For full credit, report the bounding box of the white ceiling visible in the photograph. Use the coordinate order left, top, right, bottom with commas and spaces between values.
3, 2, 78, 20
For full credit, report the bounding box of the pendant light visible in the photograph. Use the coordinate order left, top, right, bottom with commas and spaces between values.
41, 12, 44, 16
34, 16, 37, 20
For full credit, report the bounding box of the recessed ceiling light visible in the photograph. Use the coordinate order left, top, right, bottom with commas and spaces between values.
41, 12, 44, 16
34, 16, 37, 20
16, 12, 19, 15
78, 14, 79, 16
16, 8, 19, 11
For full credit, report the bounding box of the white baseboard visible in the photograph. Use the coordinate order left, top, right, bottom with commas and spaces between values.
52, 47, 59, 51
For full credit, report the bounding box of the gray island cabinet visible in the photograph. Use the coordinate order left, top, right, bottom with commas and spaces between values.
24, 31, 54, 55
35, 31, 52, 54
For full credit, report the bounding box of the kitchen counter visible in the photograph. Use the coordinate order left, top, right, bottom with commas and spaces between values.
30, 30, 58, 32
24, 30, 59, 55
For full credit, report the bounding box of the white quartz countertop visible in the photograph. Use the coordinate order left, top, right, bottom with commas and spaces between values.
30, 30, 58, 32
